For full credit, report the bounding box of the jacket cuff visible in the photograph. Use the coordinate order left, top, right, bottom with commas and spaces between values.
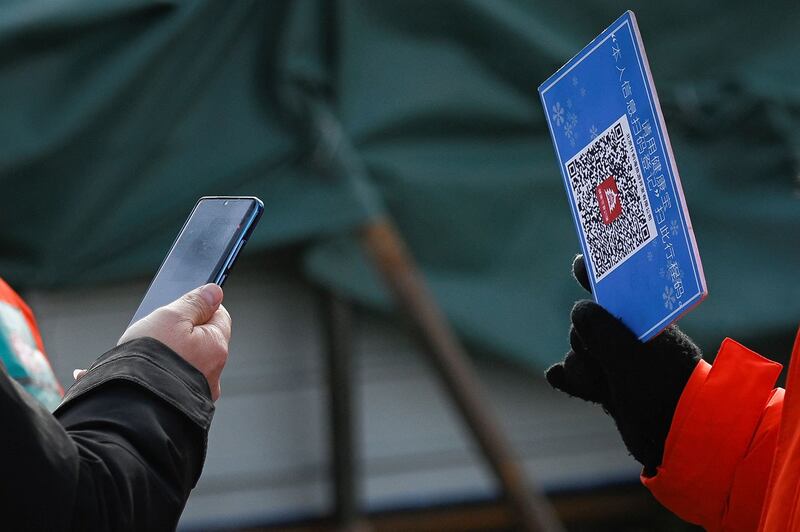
55, 337, 214, 430
642, 338, 782, 527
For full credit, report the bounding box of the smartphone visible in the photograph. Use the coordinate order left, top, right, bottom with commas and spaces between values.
128, 196, 264, 326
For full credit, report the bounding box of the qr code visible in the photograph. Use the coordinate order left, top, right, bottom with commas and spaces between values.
565, 114, 656, 281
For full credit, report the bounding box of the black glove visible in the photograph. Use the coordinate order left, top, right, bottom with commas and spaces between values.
546, 255, 702, 474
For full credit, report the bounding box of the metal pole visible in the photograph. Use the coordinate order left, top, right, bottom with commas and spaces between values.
321, 290, 369, 532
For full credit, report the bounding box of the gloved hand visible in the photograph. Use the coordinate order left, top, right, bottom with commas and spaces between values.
546, 255, 702, 474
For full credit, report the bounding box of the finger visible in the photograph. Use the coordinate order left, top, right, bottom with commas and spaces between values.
569, 325, 587, 354
205, 304, 232, 344
73, 369, 87, 380
571, 299, 639, 367
545, 363, 570, 392
572, 254, 592, 293
546, 350, 608, 404
167, 284, 224, 327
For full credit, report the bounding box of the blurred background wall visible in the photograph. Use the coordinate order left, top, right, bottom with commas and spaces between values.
2, 0, 799, 366
2, 1, 799, 530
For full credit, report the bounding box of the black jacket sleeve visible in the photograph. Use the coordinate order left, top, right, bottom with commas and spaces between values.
0, 337, 215, 531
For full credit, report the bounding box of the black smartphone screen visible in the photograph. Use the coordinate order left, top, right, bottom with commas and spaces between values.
129, 197, 262, 326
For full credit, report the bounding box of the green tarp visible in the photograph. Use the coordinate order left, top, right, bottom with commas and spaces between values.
2, 1, 798, 368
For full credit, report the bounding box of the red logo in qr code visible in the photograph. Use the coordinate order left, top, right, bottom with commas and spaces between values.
595, 175, 622, 224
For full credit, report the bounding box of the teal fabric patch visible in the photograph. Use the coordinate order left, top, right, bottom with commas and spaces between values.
0, 302, 62, 411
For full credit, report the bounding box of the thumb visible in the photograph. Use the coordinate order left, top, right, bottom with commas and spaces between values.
572, 254, 592, 293
167, 284, 224, 326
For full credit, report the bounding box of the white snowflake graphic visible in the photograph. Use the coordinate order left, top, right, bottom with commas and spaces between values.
646, 250, 654, 262
671, 219, 680, 236
589, 125, 598, 139
663, 286, 676, 310
567, 112, 578, 125
572, 75, 579, 86
563, 110, 579, 144
566, 98, 573, 109
552, 102, 565, 127
580, 87, 587, 97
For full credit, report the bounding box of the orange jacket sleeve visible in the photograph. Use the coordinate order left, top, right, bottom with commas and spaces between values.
642, 338, 784, 532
